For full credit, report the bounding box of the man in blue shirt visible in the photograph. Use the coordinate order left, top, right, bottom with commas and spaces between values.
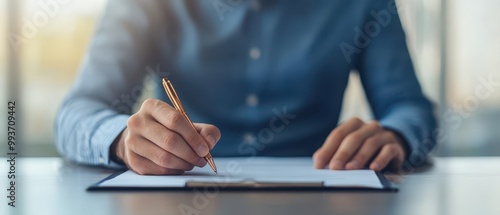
55, 0, 436, 175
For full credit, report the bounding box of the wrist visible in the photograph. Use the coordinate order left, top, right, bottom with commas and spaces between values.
110, 128, 127, 165
386, 129, 409, 159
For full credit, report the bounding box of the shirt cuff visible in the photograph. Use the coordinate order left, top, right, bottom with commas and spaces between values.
379, 117, 429, 167
90, 114, 129, 169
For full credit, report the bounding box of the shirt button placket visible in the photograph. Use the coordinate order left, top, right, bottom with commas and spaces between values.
243, 132, 257, 145
244, 0, 263, 146
249, 47, 261, 60
246, 93, 259, 107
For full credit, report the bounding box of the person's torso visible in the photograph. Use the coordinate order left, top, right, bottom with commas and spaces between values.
149, 0, 377, 156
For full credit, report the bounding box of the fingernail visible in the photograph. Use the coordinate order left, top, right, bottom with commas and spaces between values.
346, 161, 359, 169
331, 160, 343, 170
197, 145, 209, 156
197, 158, 207, 167
313, 160, 324, 169
313, 160, 322, 169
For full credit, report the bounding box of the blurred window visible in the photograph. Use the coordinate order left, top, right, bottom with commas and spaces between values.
2, 0, 499, 156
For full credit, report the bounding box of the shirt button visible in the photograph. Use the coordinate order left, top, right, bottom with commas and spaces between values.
243, 132, 256, 145
251, 1, 260, 11
246, 94, 259, 107
98, 156, 105, 164
249, 47, 261, 60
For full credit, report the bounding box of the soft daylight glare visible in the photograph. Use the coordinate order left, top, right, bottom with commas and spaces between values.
1, 1, 7, 106
446, 0, 500, 155
341, 0, 441, 125
2, 0, 500, 157
17, 0, 107, 147
1, 0, 8, 157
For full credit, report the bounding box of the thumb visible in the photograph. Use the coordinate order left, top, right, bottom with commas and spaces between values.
193, 123, 221, 149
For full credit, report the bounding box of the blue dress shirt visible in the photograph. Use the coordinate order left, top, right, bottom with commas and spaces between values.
55, 0, 436, 168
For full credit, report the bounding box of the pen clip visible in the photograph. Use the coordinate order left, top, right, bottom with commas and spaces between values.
162, 78, 196, 130
162, 78, 186, 114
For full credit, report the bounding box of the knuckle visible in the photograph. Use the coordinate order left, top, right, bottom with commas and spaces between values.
166, 112, 184, 128
365, 137, 380, 148
335, 151, 349, 160
350, 117, 363, 125
126, 116, 141, 128
163, 134, 180, 150
186, 133, 200, 146
328, 129, 343, 141
158, 152, 171, 167
142, 99, 157, 109
344, 134, 361, 144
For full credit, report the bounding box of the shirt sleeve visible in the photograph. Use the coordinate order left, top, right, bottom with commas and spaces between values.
54, 0, 162, 168
356, 0, 437, 167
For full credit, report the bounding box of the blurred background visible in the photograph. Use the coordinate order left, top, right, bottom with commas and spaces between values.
1, 0, 499, 157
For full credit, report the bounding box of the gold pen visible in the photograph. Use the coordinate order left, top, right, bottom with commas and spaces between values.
162, 78, 218, 174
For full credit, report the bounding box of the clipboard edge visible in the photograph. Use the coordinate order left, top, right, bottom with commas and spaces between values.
375, 172, 399, 192
87, 170, 127, 191
87, 171, 398, 192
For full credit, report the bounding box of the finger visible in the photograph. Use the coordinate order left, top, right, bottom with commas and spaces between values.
313, 117, 364, 169
345, 132, 391, 170
126, 151, 184, 175
330, 121, 381, 170
128, 136, 198, 170
369, 144, 401, 171
194, 123, 221, 149
142, 99, 210, 157
138, 120, 203, 166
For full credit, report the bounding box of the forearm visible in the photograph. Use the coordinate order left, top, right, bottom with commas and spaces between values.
356, 0, 437, 167
54, 0, 163, 167
55, 97, 128, 168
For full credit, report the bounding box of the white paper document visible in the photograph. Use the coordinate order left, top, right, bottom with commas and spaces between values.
97, 157, 385, 189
